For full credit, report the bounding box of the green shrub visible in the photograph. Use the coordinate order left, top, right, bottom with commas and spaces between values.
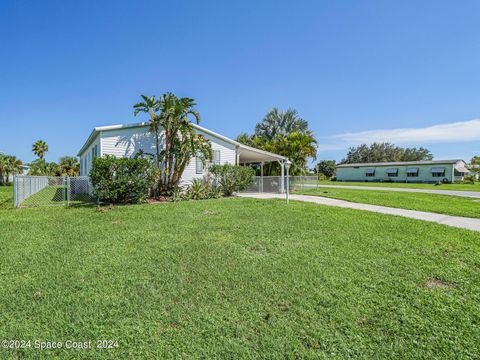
175, 178, 223, 202
209, 164, 255, 196
90, 155, 156, 204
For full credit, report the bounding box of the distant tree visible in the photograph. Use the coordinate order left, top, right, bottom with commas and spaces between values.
59, 156, 80, 176
471, 156, 480, 175
0, 153, 23, 185
315, 160, 336, 178
28, 159, 61, 176
341, 142, 433, 164
32, 140, 48, 159
255, 108, 313, 140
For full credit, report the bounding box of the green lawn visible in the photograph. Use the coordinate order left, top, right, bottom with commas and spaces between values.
318, 180, 480, 192
0, 186, 13, 209
1, 196, 480, 358
295, 187, 480, 218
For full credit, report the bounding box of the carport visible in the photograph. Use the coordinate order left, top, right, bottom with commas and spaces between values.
235, 143, 289, 193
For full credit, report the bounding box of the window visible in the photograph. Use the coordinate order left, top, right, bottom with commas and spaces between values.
431, 167, 445, 177
196, 154, 204, 174
407, 168, 419, 177
365, 168, 375, 177
213, 150, 221, 165
386, 168, 398, 177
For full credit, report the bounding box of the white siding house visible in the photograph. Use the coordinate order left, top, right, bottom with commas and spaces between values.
77, 122, 288, 186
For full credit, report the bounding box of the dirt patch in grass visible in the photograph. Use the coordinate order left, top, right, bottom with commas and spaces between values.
424, 277, 455, 289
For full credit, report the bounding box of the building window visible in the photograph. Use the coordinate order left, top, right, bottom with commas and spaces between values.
196, 154, 204, 174
213, 150, 221, 165
365, 168, 375, 177
386, 168, 398, 177
407, 168, 419, 177
431, 167, 445, 177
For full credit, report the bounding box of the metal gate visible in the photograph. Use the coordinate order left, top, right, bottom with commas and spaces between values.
244, 176, 319, 193
13, 175, 95, 208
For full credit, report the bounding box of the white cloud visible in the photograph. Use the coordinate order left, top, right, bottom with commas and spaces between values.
319, 119, 480, 151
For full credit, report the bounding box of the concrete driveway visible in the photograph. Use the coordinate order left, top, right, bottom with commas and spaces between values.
238, 192, 480, 232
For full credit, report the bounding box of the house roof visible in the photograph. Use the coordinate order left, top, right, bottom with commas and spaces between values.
77, 121, 287, 162
337, 159, 465, 168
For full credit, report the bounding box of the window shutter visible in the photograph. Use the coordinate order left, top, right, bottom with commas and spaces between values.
214, 150, 221, 165
196, 155, 203, 174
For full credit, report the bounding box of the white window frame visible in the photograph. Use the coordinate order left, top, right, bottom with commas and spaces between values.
196, 154, 204, 174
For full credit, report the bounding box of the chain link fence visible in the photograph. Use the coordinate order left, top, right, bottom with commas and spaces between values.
244, 176, 319, 193
13, 175, 96, 208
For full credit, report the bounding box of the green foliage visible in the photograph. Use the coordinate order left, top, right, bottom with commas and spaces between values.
210, 164, 255, 196
28, 159, 61, 176
172, 178, 223, 202
237, 132, 317, 176
237, 108, 317, 176
89, 155, 156, 204
32, 140, 48, 159
341, 142, 433, 164
0, 153, 23, 185
187, 179, 208, 200
59, 156, 80, 176
315, 160, 336, 178
133, 92, 212, 194
255, 107, 313, 139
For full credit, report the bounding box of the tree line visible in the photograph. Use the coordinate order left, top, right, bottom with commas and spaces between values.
0, 141, 80, 185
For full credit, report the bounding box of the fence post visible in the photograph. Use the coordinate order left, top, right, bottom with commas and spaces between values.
13, 176, 17, 208
65, 177, 70, 206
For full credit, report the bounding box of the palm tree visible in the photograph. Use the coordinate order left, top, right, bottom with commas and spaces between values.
59, 156, 80, 176
32, 140, 48, 159
273, 132, 317, 175
133, 93, 211, 194
134, 95, 161, 168
0, 155, 23, 184
0, 153, 7, 185
255, 108, 313, 140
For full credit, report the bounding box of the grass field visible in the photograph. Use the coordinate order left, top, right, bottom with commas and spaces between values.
1, 192, 480, 358
318, 180, 480, 192
0, 186, 13, 209
295, 187, 480, 218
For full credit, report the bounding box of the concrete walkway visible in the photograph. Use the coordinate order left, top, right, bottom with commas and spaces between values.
238, 192, 480, 232
309, 184, 480, 198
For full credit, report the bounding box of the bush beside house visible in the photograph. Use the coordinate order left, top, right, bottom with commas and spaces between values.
210, 164, 255, 196
90, 156, 156, 204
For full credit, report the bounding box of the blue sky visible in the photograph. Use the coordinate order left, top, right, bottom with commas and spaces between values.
1, 0, 479, 163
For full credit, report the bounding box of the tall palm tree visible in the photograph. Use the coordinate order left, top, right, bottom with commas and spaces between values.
134, 95, 161, 168
255, 108, 313, 140
32, 140, 48, 159
133, 93, 211, 193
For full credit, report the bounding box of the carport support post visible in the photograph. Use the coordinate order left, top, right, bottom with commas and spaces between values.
285, 160, 291, 204
260, 162, 264, 193
280, 161, 285, 193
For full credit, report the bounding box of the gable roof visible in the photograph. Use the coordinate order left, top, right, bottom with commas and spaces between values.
77, 121, 287, 161
337, 159, 465, 168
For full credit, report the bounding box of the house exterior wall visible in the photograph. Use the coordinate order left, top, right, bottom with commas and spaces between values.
336, 163, 458, 183
79, 125, 237, 184
79, 134, 100, 176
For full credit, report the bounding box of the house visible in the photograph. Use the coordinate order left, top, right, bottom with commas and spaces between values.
77, 121, 288, 188
336, 159, 470, 183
